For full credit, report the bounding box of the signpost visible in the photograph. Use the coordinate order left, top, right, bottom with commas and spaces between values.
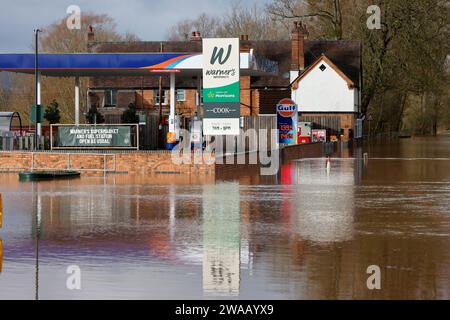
202, 38, 240, 136
277, 98, 298, 145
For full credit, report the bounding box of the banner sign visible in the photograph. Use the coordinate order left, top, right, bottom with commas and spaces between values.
312, 129, 327, 143
277, 98, 298, 144
298, 122, 312, 137
202, 38, 240, 136
58, 126, 132, 148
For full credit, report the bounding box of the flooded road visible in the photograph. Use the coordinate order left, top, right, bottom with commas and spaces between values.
0, 137, 449, 299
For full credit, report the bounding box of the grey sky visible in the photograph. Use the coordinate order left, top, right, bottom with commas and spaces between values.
0, 0, 270, 53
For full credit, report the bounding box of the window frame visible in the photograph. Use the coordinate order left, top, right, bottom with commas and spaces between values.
154, 90, 169, 105
104, 89, 118, 107
176, 89, 186, 102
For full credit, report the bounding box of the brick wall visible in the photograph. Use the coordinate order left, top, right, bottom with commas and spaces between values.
281, 142, 327, 163
257, 89, 291, 114
118, 92, 135, 108
0, 152, 214, 176
240, 76, 252, 116
90, 77, 276, 120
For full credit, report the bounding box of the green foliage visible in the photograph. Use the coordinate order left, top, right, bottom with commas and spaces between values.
86, 104, 105, 124
121, 103, 140, 124
44, 99, 61, 124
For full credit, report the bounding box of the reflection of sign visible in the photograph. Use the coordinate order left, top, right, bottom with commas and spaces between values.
203, 38, 240, 136
312, 129, 327, 143
277, 98, 298, 144
0, 239, 2, 273
203, 184, 240, 296
58, 126, 132, 148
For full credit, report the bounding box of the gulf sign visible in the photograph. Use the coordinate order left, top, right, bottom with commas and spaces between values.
277, 98, 298, 144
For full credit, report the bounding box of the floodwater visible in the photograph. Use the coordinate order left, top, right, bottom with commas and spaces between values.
0, 137, 449, 300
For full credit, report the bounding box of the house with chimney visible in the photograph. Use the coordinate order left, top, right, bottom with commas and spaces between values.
87, 22, 361, 141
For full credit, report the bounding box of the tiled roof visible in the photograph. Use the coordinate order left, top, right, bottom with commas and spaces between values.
88, 39, 361, 89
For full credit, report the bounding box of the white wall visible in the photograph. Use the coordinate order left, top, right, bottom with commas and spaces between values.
291, 60, 357, 113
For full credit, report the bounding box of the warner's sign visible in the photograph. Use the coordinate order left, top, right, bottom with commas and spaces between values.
202, 38, 240, 136
277, 98, 298, 145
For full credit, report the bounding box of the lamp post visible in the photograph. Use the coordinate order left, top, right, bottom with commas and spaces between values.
34, 29, 42, 151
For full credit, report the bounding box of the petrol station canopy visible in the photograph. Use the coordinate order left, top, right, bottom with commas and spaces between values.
0, 52, 278, 77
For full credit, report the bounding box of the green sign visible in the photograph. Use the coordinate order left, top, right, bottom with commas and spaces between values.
58, 126, 132, 148
31, 105, 43, 123
203, 82, 240, 103
202, 38, 240, 136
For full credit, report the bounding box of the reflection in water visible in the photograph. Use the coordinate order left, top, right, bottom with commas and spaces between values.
0, 192, 2, 273
0, 137, 449, 299
202, 183, 240, 297
291, 158, 355, 243
0, 192, 3, 228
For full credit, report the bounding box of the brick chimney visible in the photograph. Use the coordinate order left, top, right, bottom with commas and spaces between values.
291, 21, 308, 72
240, 35, 251, 52
87, 25, 95, 42
189, 31, 202, 41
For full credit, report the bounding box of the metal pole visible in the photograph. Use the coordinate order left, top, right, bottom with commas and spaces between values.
34, 29, 41, 151
75, 76, 80, 125
169, 73, 176, 134
197, 76, 202, 118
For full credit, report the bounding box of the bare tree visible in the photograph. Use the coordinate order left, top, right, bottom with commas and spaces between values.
167, 3, 289, 41
167, 13, 221, 40
218, 2, 289, 40
7, 13, 139, 124
267, 0, 344, 39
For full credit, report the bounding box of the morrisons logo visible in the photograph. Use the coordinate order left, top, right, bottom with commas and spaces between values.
210, 45, 232, 65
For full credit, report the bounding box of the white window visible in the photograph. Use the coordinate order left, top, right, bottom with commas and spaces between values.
176, 89, 186, 102
154, 90, 168, 105
104, 89, 117, 107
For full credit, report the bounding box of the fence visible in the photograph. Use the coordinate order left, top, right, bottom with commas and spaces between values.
139, 113, 168, 150
0, 134, 50, 151
210, 115, 278, 157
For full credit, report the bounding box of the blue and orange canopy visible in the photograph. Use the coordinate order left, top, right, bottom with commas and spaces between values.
0, 52, 275, 77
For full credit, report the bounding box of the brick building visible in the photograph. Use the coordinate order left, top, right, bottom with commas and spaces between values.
87, 23, 361, 139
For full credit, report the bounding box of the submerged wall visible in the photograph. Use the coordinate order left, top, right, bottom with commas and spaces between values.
0, 151, 214, 176
0, 142, 335, 178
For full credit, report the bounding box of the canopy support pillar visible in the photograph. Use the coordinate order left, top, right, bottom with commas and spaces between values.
36, 71, 41, 140
75, 76, 80, 125
169, 73, 176, 134
196, 76, 202, 119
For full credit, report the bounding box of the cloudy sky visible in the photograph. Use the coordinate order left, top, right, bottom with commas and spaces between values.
0, 0, 270, 52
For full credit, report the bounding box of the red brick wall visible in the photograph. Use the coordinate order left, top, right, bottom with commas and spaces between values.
257, 89, 291, 114
90, 79, 276, 119
281, 142, 327, 163
0, 152, 214, 176
118, 92, 135, 108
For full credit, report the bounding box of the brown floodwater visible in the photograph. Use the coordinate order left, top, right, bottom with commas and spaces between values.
0, 136, 449, 300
